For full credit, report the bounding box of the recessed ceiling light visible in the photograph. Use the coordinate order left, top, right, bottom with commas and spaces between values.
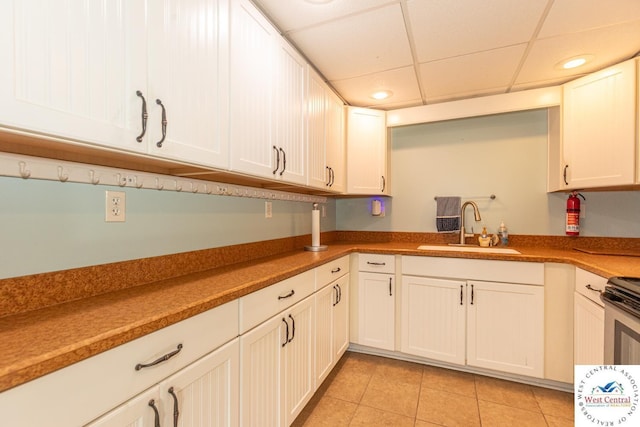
557, 55, 594, 70
371, 90, 393, 100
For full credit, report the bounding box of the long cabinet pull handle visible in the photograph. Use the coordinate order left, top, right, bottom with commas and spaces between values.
288, 314, 296, 343
155, 99, 167, 147
148, 399, 161, 427
278, 289, 295, 300
273, 146, 280, 175
470, 284, 474, 305
381, 175, 386, 192
367, 261, 386, 266
135, 91, 148, 142
389, 278, 392, 296
460, 285, 463, 305
279, 148, 286, 176
282, 317, 289, 347
168, 386, 180, 427
333, 285, 338, 306
585, 284, 603, 294
330, 168, 335, 186
135, 343, 183, 370
563, 164, 569, 185
337, 284, 342, 303
326, 166, 331, 186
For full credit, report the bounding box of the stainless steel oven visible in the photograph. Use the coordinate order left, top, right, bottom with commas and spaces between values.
602, 277, 640, 364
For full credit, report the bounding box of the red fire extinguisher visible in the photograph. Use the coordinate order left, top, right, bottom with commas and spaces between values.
566, 191, 585, 236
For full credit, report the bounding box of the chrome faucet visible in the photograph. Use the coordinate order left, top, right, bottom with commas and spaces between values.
459, 201, 481, 244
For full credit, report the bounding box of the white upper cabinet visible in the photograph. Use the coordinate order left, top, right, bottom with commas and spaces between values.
0, 0, 147, 153
146, 0, 230, 169
0, 0, 230, 169
229, 0, 307, 185
561, 59, 637, 189
307, 69, 345, 193
346, 107, 388, 195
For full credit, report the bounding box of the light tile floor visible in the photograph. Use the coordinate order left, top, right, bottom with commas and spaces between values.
293, 351, 574, 427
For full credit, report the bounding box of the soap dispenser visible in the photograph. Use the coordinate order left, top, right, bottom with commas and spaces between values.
478, 227, 491, 247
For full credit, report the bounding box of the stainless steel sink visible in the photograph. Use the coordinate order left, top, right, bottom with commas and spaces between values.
416, 244, 521, 254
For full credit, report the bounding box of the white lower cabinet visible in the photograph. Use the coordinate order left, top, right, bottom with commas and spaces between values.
315, 274, 350, 385
401, 276, 466, 365
358, 271, 395, 351
574, 268, 606, 365
88, 338, 239, 427
466, 280, 544, 377
240, 295, 315, 427
400, 256, 545, 379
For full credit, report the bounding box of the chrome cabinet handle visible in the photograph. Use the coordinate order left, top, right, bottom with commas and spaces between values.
585, 284, 603, 294
282, 317, 289, 347
279, 148, 286, 176
148, 400, 161, 427
563, 164, 569, 185
273, 146, 280, 175
135, 344, 183, 370
278, 289, 295, 300
168, 387, 179, 427
155, 99, 167, 147
135, 91, 148, 142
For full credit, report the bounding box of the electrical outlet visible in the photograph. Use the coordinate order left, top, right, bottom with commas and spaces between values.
265, 201, 272, 218
105, 191, 126, 222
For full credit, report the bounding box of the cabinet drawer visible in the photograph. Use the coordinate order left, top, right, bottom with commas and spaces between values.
0, 300, 239, 427
402, 256, 543, 285
575, 268, 606, 307
316, 255, 350, 289
240, 269, 315, 334
358, 254, 395, 273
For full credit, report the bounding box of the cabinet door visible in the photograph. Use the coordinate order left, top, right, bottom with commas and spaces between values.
333, 275, 350, 360
283, 297, 315, 426
146, 0, 229, 168
228, 0, 277, 178
562, 59, 636, 189
274, 40, 307, 185
325, 91, 346, 193
0, 0, 147, 153
159, 339, 239, 427
467, 281, 544, 378
574, 293, 604, 365
315, 283, 335, 385
307, 70, 329, 190
86, 387, 161, 427
239, 312, 285, 427
358, 272, 395, 351
346, 107, 387, 195
401, 276, 466, 365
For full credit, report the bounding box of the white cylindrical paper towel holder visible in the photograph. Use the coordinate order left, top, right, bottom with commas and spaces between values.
305, 203, 327, 252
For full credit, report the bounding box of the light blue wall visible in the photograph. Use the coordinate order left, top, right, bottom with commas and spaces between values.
0, 176, 336, 279
337, 109, 640, 238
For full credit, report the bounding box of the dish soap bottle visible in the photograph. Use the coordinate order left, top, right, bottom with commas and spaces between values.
498, 221, 509, 246
478, 227, 491, 247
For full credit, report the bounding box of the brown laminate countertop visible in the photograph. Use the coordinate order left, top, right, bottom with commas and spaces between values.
1, 239, 640, 394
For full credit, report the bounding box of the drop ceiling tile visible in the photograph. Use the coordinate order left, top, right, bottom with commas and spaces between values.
252, 0, 396, 33
419, 44, 527, 101
517, 20, 640, 85
330, 66, 421, 108
407, 0, 547, 62
288, 3, 412, 80
539, 0, 640, 38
